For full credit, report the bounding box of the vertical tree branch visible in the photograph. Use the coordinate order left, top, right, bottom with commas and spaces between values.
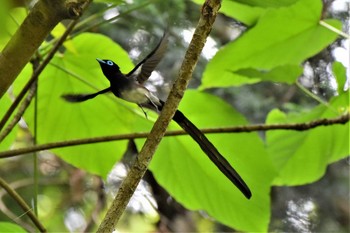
96, 0, 222, 232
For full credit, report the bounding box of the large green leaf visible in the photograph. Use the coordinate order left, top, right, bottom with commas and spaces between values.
13, 33, 152, 178
234, 65, 303, 84
200, 0, 341, 89
149, 90, 276, 232
266, 91, 349, 185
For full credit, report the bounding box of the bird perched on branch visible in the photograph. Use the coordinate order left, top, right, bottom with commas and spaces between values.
62, 33, 251, 199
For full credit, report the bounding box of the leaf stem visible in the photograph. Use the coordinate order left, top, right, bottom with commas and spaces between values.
296, 80, 337, 113
319, 20, 350, 39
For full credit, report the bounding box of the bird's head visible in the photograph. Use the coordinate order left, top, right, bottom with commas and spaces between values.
96, 59, 122, 79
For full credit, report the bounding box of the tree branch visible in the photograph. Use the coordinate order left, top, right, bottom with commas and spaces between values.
0, 113, 348, 159
0, 0, 87, 98
96, 0, 222, 232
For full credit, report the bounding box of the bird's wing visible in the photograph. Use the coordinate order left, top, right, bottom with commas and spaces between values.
126, 33, 168, 84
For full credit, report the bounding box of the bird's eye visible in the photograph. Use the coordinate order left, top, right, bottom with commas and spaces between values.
106, 61, 113, 66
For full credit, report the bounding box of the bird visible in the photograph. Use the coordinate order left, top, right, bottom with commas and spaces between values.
62, 33, 252, 199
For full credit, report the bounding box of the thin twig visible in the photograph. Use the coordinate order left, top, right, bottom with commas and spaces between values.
0, 113, 348, 159
0, 82, 37, 142
0, 177, 47, 232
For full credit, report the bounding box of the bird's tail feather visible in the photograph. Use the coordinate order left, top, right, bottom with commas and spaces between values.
62, 87, 111, 103
172, 110, 252, 199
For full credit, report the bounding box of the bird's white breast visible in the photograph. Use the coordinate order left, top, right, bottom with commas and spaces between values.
120, 86, 160, 106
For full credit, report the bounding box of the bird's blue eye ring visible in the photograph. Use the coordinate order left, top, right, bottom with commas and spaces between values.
106, 61, 113, 66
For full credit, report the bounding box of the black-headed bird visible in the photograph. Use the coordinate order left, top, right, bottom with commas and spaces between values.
62, 34, 251, 199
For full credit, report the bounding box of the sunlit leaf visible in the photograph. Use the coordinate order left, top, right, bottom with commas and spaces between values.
266, 91, 349, 185
234, 65, 303, 84
200, 0, 341, 89
51, 23, 66, 38
219, 1, 265, 26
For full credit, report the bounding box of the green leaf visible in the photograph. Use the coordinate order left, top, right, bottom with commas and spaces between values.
200, 0, 341, 89
0, 222, 27, 233
266, 91, 349, 185
0, 1, 10, 41
51, 23, 66, 38
219, 1, 265, 26
219, 0, 298, 25
193, 0, 296, 26
234, 65, 303, 84
14, 33, 152, 178
332, 61, 347, 94
233, 0, 298, 8
94, 0, 124, 4
149, 90, 276, 232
